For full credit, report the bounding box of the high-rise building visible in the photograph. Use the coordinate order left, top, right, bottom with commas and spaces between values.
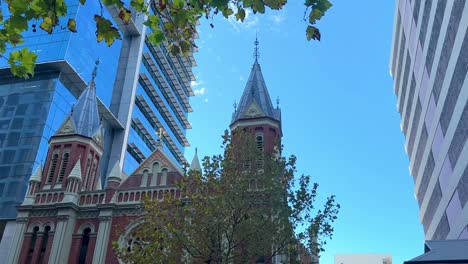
0, 1, 195, 218
0, 0, 196, 245
389, 0, 467, 240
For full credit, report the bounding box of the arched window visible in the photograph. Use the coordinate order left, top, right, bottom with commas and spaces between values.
47, 154, 59, 183
89, 160, 97, 190
38, 225, 51, 263
141, 170, 149, 187
57, 152, 70, 183
78, 227, 91, 264
160, 169, 168, 185
152, 162, 160, 174
256, 134, 264, 169
26, 226, 39, 264
83, 155, 92, 190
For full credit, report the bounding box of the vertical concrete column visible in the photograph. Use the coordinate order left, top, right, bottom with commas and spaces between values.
92, 211, 113, 264
102, 23, 147, 179
48, 213, 76, 263
6, 217, 28, 264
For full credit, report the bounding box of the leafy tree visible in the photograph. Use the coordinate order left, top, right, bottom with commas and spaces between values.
114, 130, 339, 263
0, 0, 332, 78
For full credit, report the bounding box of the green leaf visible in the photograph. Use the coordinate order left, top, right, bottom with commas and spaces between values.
252, 0, 266, 13
222, 8, 234, 18
7, 0, 29, 15
118, 7, 131, 25
180, 40, 190, 54
8, 15, 28, 32
40, 17, 53, 34
8, 48, 38, 78
264, 0, 286, 9
306, 25, 321, 41
148, 30, 165, 44
0, 39, 6, 54
143, 15, 159, 29
236, 7, 246, 22
67, 18, 77, 33
173, 0, 184, 8
95, 15, 122, 46
130, 0, 148, 12
7, 32, 24, 46
308, 8, 323, 24
102, 0, 124, 9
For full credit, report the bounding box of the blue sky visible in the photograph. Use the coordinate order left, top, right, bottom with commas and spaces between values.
185, 1, 425, 263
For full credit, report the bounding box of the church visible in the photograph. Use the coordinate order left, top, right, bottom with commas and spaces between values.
6, 45, 288, 263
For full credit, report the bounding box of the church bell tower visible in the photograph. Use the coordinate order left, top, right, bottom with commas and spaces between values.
230, 38, 282, 155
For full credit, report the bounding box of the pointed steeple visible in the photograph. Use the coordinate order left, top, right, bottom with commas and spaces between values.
190, 148, 201, 172
231, 38, 281, 125
29, 163, 43, 183
69, 60, 101, 138
68, 159, 82, 180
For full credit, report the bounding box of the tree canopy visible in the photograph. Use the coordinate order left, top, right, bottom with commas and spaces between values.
114, 130, 339, 263
0, 0, 332, 78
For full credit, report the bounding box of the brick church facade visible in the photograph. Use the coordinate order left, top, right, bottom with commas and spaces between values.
5, 46, 311, 263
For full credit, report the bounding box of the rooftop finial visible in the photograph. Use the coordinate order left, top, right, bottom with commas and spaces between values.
254, 34, 259, 62
276, 96, 280, 108
233, 100, 237, 111
195, 147, 198, 154
91, 59, 100, 81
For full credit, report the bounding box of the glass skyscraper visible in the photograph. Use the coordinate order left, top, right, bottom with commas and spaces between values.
0, 0, 195, 223
389, 0, 467, 240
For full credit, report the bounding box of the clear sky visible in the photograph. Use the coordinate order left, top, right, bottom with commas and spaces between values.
184, 1, 425, 263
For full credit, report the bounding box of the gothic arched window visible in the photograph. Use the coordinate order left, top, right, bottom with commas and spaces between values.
38, 225, 51, 263
78, 227, 91, 264
152, 162, 160, 174
89, 160, 97, 190
256, 134, 264, 169
47, 154, 59, 183
26, 226, 39, 264
57, 152, 70, 183
83, 154, 92, 190
160, 169, 168, 185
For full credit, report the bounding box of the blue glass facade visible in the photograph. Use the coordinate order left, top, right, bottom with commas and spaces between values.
0, 74, 75, 217
0, 1, 196, 219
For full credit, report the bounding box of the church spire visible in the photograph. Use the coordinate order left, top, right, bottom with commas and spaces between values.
230, 38, 280, 126
70, 60, 101, 138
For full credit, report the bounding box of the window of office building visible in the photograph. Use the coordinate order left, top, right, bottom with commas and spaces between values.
433, 212, 450, 240
425, 0, 447, 74
412, 125, 428, 177
403, 75, 417, 133
417, 152, 434, 207
448, 103, 467, 169
422, 181, 442, 233
419, 0, 433, 48
432, 0, 465, 104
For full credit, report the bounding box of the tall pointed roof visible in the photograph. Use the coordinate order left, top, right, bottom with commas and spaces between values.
29, 163, 43, 182
231, 39, 280, 125
70, 60, 101, 138
189, 148, 201, 172
68, 159, 82, 180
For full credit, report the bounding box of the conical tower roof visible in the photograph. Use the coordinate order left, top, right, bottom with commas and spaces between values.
29, 163, 43, 182
71, 61, 101, 138
68, 159, 82, 180
189, 148, 201, 172
231, 39, 280, 125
